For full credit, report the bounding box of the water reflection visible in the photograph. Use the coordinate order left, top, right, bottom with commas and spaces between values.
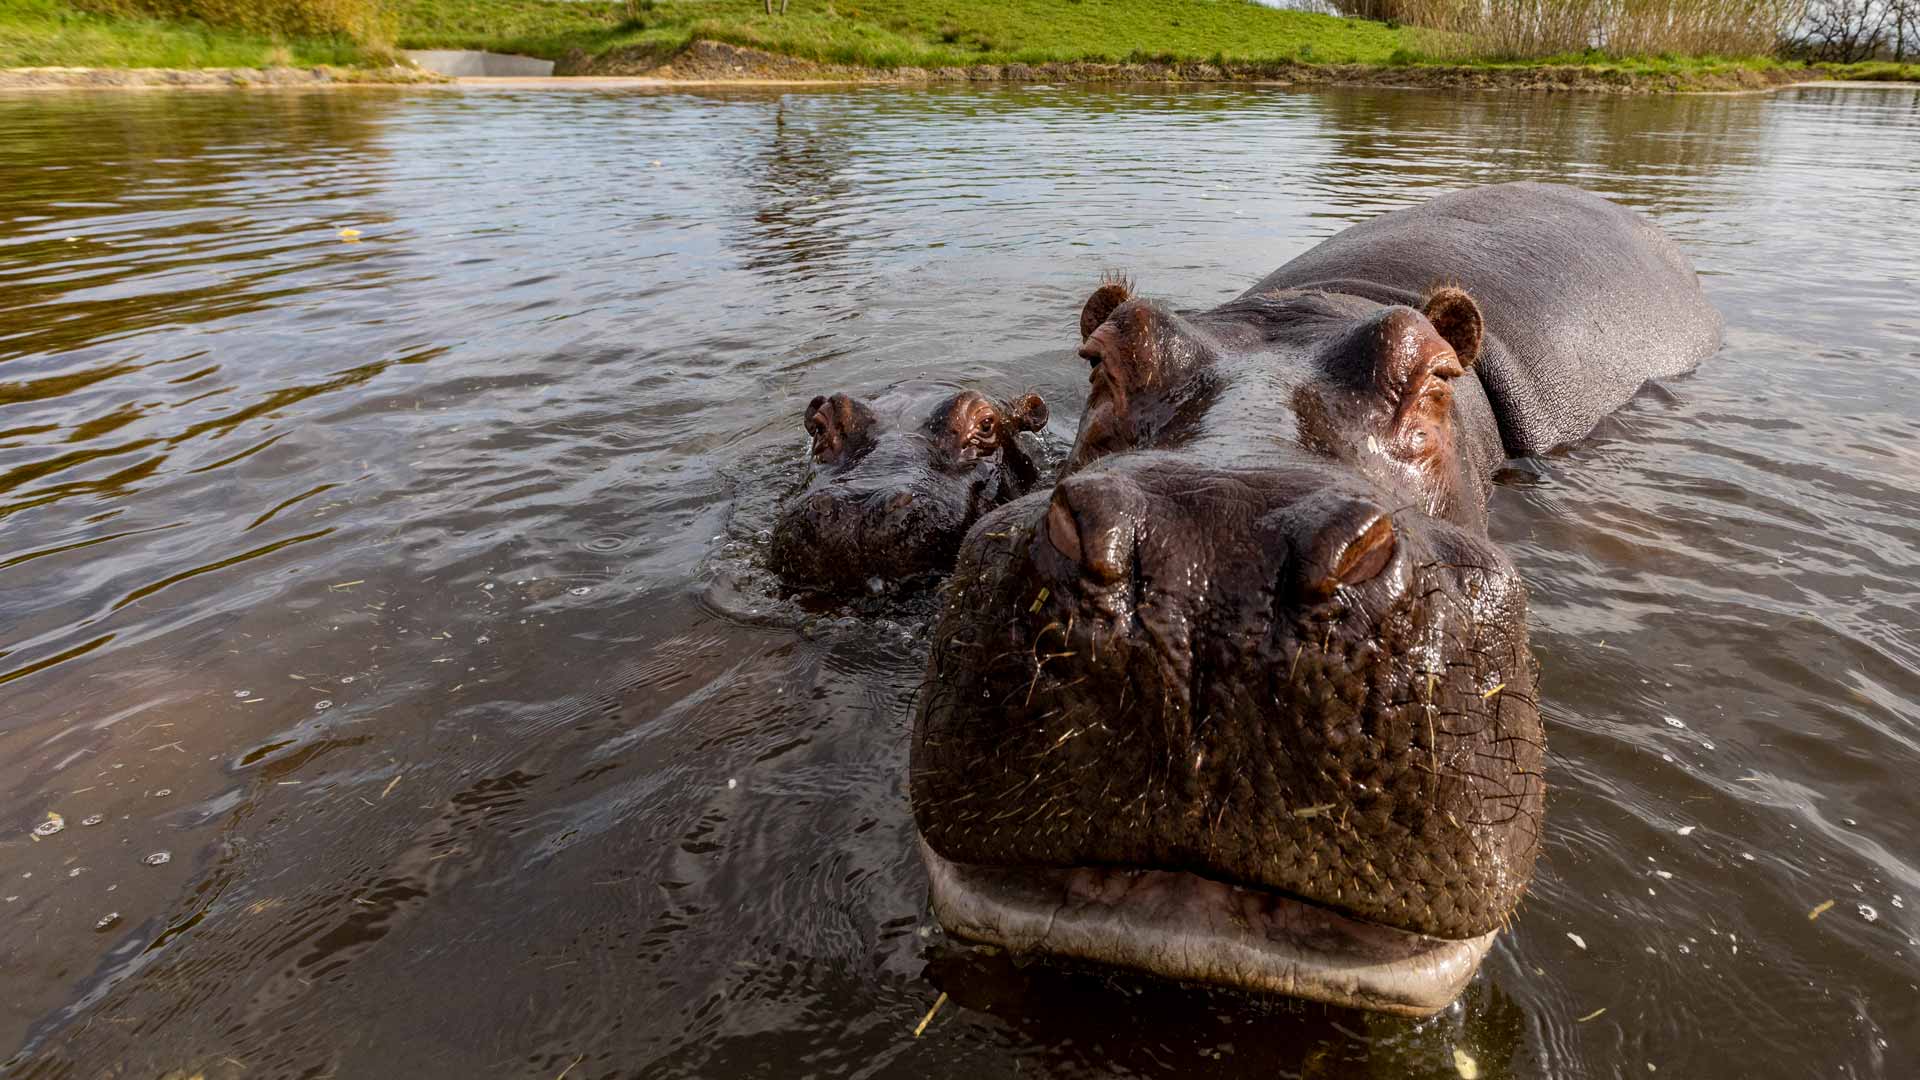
2, 82, 1917, 1078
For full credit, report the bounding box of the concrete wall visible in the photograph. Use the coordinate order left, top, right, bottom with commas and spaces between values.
405, 50, 556, 77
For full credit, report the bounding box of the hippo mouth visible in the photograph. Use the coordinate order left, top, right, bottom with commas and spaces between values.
920, 839, 1496, 1016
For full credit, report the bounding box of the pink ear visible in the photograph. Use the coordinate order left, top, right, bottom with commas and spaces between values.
1080, 276, 1133, 340
1422, 286, 1482, 367
1008, 393, 1049, 433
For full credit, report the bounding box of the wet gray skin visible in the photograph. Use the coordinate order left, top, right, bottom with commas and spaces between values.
770, 389, 1049, 594
910, 183, 1724, 1016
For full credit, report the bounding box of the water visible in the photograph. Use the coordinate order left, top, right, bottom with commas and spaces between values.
1, 82, 1916, 1078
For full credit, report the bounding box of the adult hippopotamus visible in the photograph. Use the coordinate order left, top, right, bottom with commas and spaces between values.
909, 183, 1722, 1015
771, 387, 1049, 593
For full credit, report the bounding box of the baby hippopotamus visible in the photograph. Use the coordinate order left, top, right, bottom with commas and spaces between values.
770, 388, 1049, 593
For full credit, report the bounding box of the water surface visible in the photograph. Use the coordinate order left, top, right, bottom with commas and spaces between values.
1, 82, 1918, 1078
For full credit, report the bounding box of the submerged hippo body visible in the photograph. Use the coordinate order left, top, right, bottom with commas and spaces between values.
910, 184, 1722, 1015
771, 388, 1049, 593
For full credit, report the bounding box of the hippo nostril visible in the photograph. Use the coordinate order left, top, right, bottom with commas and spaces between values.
1320, 511, 1397, 591
1044, 481, 1137, 585
1045, 498, 1083, 565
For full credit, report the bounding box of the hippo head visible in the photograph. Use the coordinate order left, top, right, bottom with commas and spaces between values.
911, 280, 1543, 1015
771, 388, 1050, 594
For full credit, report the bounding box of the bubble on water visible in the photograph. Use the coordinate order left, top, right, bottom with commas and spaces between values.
314, 700, 333, 711
32, 813, 65, 838
144, 851, 171, 866
81, 814, 104, 827
341, 676, 355, 684
727, 778, 737, 790
234, 690, 251, 698
94, 912, 120, 930
1740, 852, 1756, 861
585, 535, 629, 553
1663, 715, 1686, 729
482, 582, 495, 591
1566, 932, 1586, 950
1701, 741, 1716, 750
1677, 825, 1696, 836
1858, 904, 1878, 922
1893, 895, 1905, 909
569, 586, 591, 596
1655, 870, 1674, 879
153, 789, 172, 798
68, 867, 85, 877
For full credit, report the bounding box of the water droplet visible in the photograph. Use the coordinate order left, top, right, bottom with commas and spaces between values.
727, 778, 738, 790
95, 912, 121, 930
32, 813, 65, 838
81, 814, 104, 827
314, 700, 333, 711
143, 851, 171, 866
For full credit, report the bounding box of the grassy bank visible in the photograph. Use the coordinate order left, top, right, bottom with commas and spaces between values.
388, 0, 1412, 67
5, 0, 1918, 84
388, 0, 1919, 83
0, 0, 375, 66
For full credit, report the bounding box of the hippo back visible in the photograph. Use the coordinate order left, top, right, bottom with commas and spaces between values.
1244, 182, 1722, 457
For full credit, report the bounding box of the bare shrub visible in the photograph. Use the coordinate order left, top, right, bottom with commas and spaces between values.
1397, 0, 1807, 58
1786, 0, 1918, 60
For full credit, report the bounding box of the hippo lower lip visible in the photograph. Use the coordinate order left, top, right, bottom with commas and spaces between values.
921, 840, 1495, 1017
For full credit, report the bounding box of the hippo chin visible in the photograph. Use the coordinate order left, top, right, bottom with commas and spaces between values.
771, 388, 1049, 594
910, 183, 1723, 1015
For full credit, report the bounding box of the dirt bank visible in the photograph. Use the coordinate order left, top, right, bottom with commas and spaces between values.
5, 41, 1902, 95
0, 65, 443, 90
559, 39, 1846, 94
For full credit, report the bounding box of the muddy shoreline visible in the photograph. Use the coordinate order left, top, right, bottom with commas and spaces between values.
2, 40, 1910, 94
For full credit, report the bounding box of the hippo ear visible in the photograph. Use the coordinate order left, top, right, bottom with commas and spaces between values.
1422, 286, 1482, 369
1006, 392, 1048, 433
1080, 275, 1133, 340
803, 393, 876, 465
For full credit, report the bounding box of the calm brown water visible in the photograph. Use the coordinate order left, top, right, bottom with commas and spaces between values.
1, 82, 1917, 1079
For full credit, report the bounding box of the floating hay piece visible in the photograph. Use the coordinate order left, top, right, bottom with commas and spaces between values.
1566, 932, 1586, 950
1481, 682, 1506, 699
913, 991, 949, 1038
1453, 1047, 1479, 1079
381, 774, 403, 800
1808, 899, 1835, 921
1577, 1007, 1607, 1022
1028, 588, 1050, 613
1291, 803, 1336, 819
337, 227, 362, 242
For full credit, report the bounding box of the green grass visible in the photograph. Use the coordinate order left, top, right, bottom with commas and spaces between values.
389, 0, 1413, 67
4, 0, 1916, 82
0, 0, 373, 66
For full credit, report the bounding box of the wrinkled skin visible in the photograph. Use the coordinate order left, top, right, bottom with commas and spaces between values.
771, 388, 1049, 594
910, 183, 1723, 1015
